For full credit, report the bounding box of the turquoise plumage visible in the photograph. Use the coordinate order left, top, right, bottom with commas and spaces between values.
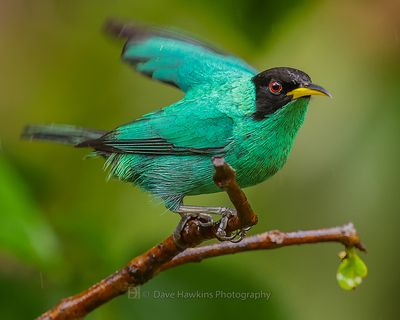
22, 20, 331, 232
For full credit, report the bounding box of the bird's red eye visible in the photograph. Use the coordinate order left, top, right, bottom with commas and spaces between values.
269, 81, 282, 94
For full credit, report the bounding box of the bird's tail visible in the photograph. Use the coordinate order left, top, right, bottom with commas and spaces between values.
21, 124, 107, 146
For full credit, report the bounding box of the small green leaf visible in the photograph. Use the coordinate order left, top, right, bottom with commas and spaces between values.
336, 247, 368, 290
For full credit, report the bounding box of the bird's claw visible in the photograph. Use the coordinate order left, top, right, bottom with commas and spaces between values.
216, 225, 252, 243
214, 207, 235, 241
215, 230, 237, 241
215, 208, 251, 243
229, 226, 252, 243
173, 206, 252, 244
173, 212, 214, 244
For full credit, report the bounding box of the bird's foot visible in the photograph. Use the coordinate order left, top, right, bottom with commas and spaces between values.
225, 226, 252, 243
214, 208, 252, 242
214, 207, 237, 241
173, 206, 251, 244
173, 211, 214, 244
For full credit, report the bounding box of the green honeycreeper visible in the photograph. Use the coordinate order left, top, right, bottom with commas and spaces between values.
23, 20, 331, 240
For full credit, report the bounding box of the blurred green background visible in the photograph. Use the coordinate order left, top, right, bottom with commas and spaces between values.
0, 0, 399, 319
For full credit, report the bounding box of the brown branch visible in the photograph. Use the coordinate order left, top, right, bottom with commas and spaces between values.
37, 158, 365, 320
160, 223, 365, 272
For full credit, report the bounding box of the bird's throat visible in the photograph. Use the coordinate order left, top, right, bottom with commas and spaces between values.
260, 97, 310, 164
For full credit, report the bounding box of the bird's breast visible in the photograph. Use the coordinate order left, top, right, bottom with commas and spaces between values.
228, 103, 308, 188
229, 134, 291, 188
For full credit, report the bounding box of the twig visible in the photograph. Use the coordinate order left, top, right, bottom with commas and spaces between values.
37, 158, 364, 320
160, 223, 365, 272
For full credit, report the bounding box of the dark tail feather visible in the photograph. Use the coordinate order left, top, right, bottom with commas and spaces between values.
21, 124, 107, 146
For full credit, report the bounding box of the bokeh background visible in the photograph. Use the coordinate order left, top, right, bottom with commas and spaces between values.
1, 0, 399, 319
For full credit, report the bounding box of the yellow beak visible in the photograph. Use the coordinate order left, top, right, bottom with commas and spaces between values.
287, 83, 332, 100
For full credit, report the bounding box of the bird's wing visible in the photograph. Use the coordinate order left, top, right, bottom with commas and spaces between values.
79, 102, 234, 155
105, 20, 257, 92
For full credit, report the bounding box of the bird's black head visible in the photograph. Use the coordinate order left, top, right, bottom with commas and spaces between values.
252, 67, 331, 120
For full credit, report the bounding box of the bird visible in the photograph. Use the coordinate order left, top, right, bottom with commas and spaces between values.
22, 20, 331, 241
